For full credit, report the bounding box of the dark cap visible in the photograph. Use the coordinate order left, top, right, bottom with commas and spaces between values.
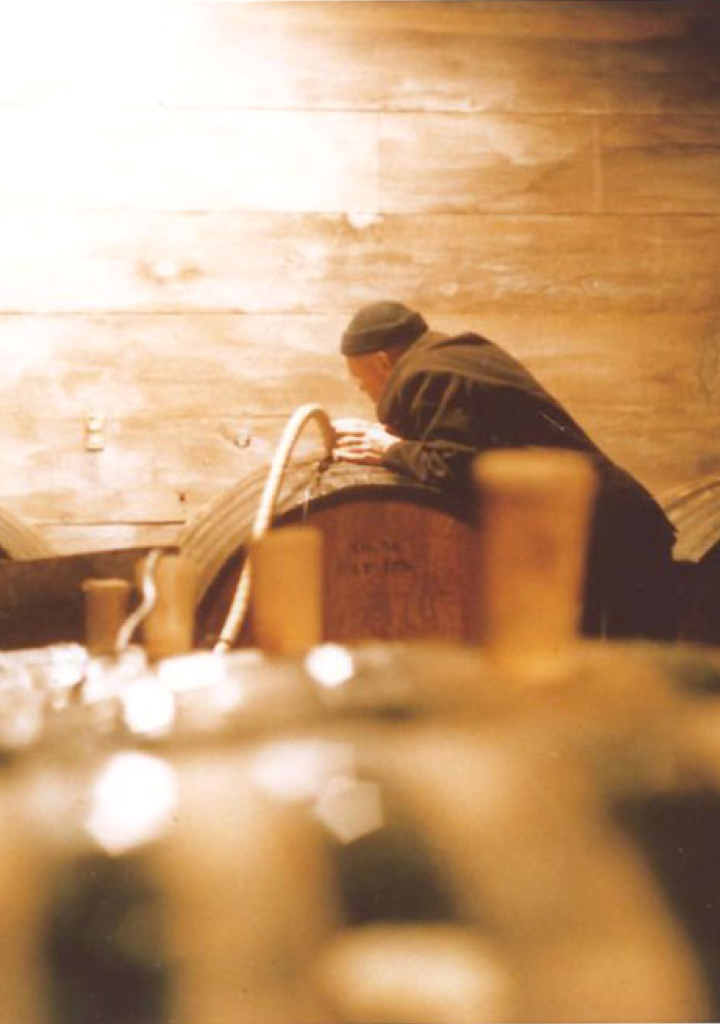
340, 300, 428, 356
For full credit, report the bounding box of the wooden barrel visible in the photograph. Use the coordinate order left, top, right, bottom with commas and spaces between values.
661, 472, 720, 564
178, 461, 478, 648
660, 472, 720, 644
0, 503, 55, 561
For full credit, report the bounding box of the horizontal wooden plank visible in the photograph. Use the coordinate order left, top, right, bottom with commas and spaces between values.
2, 107, 718, 216
600, 1, 720, 115
1, 310, 717, 419
36, 523, 180, 556
0, 412, 340, 528
0, 212, 718, 314
598, 115, 720, 213
0, 417, 276, 521
441, 312, 720, 417
1, 311, 716, 430
17, 420, 717, 555
166, 1, 720, 115
0, 312, 716, 545
0, 313, 364, 418
378, 113, 597, 214
2, 2, 716, 115
0, 107, 588, 215
438, 311, 720, 493
2, 2, 715, 114
379, 112, 720, 215
0, 109, 378, 213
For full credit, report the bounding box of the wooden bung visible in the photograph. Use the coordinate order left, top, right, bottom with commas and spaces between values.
250, 526, 323, 655
82, 577, 132, 655
136, 553, 198, 661
473, 448, 597, 680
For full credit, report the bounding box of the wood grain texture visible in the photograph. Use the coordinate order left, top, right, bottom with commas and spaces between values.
380, 112, 720, 215
599, 115, 720, 213
438, 311, 720, 493
1, 212, 718, 313
197, 498, 478, 647
0, 310, 716, 553
0, 107, 598, 216
599, 2, 720, 115
308, 500, 477, 643
379, 114, 597, 214
0, 415, 277, 523
3, 2, 714, 114
2, 107, 717, 217
0, 314, 362, 417
38, 524, 180, 556
1, 310, 715, 431
0, 0, 717, 556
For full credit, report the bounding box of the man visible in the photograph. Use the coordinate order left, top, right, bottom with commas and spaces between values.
333, 300, 677, 638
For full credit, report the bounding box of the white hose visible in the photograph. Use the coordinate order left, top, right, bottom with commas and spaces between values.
213, 403, 336, 653
115, 548, 163, 652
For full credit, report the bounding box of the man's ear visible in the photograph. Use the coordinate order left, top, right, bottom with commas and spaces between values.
375, 350, 394, 374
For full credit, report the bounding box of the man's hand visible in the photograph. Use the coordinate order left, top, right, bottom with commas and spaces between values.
332, 418, 398, 465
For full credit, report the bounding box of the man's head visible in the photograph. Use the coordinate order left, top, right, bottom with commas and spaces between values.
341, 300, 427, 403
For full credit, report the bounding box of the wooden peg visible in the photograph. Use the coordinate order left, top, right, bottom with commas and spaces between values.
136, 553, 198, 661
82, 577, 132, 655
250, 526, 323, 655
473, 448, 597, 680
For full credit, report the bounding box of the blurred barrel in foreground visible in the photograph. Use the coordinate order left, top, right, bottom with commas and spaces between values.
473, 448, 596, 679
1, 639, 720, 1021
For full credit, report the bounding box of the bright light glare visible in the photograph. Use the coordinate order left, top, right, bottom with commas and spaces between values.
122, 678, 176, 737
0, 3, 187, 108
47, 644, 89, 690
158, 653, 227, 693
250, 740, 355, 802
314, 776, 384, 844
85, 751, 177, 855
83, 648, 148, 705
305, 644, 355, 689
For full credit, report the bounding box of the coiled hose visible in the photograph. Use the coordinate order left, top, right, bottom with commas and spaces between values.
213, 403, 336, 653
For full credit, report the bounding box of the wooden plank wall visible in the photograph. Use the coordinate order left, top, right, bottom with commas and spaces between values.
0, 0, 719, 553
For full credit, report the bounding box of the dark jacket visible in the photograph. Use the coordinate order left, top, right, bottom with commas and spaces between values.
376, 330, 676, 637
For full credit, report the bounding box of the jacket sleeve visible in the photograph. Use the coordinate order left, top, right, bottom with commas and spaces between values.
380, 370, 490, 494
